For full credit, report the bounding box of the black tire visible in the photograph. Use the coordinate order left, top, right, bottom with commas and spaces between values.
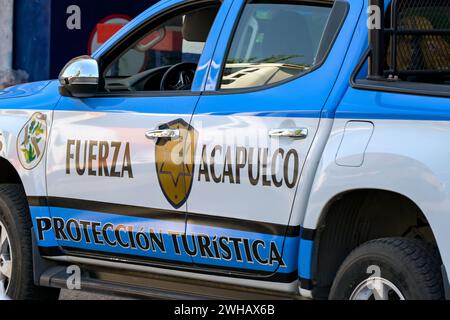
0, 184, 60, 300
329, 238, 445, 300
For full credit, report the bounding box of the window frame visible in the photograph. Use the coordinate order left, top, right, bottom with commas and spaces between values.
94, 0, 223, 97
211, 0, 348, 95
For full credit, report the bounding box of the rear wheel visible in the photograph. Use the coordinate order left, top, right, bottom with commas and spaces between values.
329, 238, 445, 300
0, 184, 60, 300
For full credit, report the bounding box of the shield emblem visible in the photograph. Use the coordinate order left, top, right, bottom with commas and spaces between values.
17, 113, 48, 170
155, 119, 198, 209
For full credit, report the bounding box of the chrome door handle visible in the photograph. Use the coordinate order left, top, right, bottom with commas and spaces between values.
145, 129, 180, 140
269, 128, 308, 139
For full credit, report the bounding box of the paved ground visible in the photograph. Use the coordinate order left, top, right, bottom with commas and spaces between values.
59, 289, 132, 300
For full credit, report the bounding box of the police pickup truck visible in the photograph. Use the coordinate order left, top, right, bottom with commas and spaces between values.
0, 0, 449, 300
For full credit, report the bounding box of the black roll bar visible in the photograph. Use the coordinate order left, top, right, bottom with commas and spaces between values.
368, 0, 385, 80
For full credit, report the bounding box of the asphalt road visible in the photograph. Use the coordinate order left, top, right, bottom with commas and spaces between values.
59, 289, 132, 300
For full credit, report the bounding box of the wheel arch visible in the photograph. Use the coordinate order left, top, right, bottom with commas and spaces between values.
0, 156, 25, 186
308, 188, 440, 299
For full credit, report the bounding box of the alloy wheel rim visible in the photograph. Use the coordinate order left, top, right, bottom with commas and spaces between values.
350, 277, 405, 300
0, 221, 12, 296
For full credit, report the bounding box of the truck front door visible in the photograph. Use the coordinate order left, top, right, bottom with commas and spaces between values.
43, 0, 231, 271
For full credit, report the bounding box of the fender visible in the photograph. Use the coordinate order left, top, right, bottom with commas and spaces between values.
289, 1, 450, 297
303, 114, 450, 290
0, 80, 60, 197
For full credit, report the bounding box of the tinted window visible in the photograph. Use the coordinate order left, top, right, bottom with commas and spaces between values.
220, 1, 332, 90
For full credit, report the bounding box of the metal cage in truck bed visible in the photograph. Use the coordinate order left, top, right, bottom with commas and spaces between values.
369, 0, 450, 81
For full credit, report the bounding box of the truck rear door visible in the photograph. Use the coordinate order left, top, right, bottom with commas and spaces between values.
184, 0, 358, 283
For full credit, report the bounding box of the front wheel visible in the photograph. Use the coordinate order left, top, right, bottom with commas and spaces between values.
0, 184, 60, 300
329, 238, 445, 300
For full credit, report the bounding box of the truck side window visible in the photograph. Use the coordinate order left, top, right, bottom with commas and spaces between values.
219, 0, 332, 90
358, 0, 450, 87
103, 5, 219, 92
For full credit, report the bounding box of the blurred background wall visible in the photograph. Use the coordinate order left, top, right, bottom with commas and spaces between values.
0, 0, 15, 87
0, 0, 158, 87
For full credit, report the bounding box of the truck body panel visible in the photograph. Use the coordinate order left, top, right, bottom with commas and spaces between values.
0, 0, 449, 299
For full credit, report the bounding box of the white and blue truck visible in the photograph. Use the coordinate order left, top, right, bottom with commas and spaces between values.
0, 0, 449, 300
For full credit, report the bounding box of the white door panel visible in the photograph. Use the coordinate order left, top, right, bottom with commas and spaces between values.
188, 115, 318, 224
47, 110, 192, 209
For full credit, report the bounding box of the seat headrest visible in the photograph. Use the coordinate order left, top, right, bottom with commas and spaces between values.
182, 7, 218, 42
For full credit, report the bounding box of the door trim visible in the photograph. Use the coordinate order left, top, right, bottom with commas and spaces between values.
28, 196, 300, 237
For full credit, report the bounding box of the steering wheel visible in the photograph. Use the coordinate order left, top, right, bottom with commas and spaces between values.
160, 62, 198, 91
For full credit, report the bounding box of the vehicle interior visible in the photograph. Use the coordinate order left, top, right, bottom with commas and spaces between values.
103, 5, 220, 93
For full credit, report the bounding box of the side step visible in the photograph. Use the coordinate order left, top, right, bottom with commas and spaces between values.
38, 264, 300, 300
39, 266, 207, 300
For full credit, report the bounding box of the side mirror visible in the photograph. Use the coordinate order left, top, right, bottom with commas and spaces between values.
59, 56, 99, 98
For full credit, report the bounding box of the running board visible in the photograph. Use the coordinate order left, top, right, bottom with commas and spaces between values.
39, 266, 206, 300
38, 264, 301, 300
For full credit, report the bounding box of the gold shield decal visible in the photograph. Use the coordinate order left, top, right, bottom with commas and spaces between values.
155, 119, 198, 209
